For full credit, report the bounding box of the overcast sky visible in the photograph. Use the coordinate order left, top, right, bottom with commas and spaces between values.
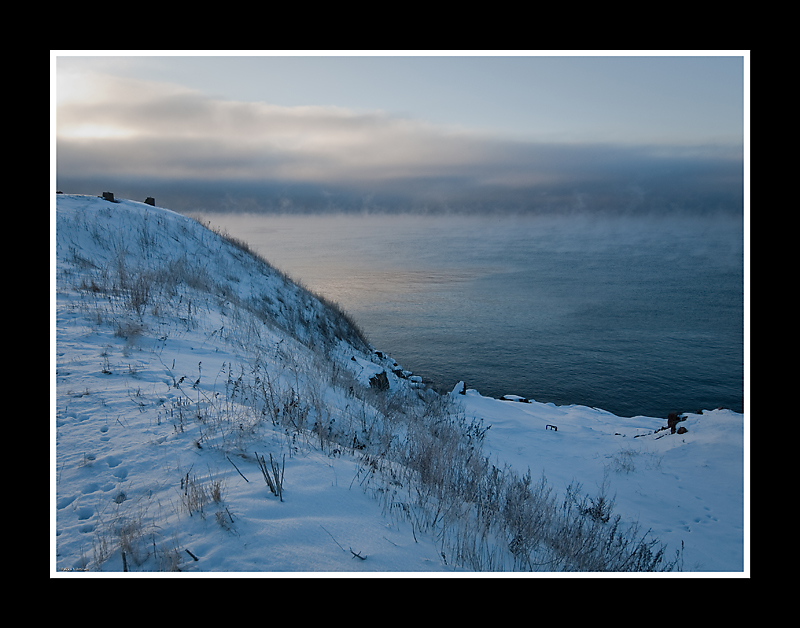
53, 52, 747, 214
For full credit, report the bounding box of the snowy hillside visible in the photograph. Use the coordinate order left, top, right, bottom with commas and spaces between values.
53, 194, 746, 574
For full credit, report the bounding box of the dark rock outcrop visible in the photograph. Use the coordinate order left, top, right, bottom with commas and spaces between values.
668, 412, 687, 434
369, 371, 390, 391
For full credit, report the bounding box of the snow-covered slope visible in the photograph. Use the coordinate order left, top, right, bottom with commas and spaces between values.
455, 388, 745, 572
53, 194, 746, 574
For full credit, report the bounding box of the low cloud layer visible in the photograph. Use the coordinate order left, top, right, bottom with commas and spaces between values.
56, 71, 744, 215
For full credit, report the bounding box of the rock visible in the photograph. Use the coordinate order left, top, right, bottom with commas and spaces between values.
144, 197, 156, 206
102, 191, 115, 202
668, 411, 686, 433
677, 426, 688, 434
369, 371, 390, 391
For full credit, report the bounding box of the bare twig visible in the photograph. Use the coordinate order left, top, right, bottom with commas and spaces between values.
226, 455, 249, 482
320, 525, 346, 552
320, 524, 366, 560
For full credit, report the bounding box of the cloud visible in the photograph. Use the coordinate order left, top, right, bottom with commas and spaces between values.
57, 72, 487, 179
56, 71, 744, 214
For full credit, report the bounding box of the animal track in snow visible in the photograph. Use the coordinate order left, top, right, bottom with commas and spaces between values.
693, 513, 718, 524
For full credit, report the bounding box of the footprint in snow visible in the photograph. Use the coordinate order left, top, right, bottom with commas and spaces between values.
57, 495, 77, 509
81, 482, 100, 495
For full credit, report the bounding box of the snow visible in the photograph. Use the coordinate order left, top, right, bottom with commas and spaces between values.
53, 194, 747, 576
453, 388, 745, 572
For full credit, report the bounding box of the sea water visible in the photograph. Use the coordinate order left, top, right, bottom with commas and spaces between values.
196, 211, 745, 419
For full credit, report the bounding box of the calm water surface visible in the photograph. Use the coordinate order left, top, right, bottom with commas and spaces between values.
197, 211, 745, 419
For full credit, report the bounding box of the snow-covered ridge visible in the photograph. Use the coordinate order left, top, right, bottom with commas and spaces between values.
54, 194, 746, 574
57, 194, 373, 356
